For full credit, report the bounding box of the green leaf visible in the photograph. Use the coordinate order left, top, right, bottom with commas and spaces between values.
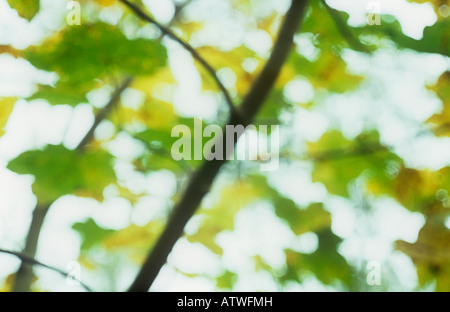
72, 218, 115, 251
354, 17, 450, 57
135, 128, 179, 151
284, 229, 353, 287
216, 270, 237, 290
290, 52, 363, 93
133, 117, 212, 172
300, 0, 349, 51
7, 0, 40, 21
25, 22, 168, 105
308, 131, 401, 197
7, 145, 116, 204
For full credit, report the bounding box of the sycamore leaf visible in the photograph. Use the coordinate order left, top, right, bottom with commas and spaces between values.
427, 71, 450, 136
393, 166, 450, 213
216, 270, 237, 290
355, 18, 450, 57
25, 22, 167, 105
72, 218, 115, 251
308, 131, 400, 197
283, 229, 352, 287
0, 98, 16, 137
396, 215, 450, 291
7, 0, 40, 21
280, 203, 332, 236
300, 0, 348, 50
7, 145, 116, 204
195, 45, 258, 96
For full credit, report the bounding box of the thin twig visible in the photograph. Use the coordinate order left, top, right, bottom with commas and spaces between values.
76, 77, 133, 150
0, 248, 93, 292
118, 0, 236, 115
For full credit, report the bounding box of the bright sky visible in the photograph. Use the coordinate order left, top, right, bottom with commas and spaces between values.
0, 0, 449, 291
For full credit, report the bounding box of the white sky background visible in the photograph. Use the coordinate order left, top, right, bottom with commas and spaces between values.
0, 0, 449, 291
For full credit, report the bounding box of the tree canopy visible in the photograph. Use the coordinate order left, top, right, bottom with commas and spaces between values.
0, 0, 449, 292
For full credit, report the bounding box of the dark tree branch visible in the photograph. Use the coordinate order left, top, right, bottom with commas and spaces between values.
11, 205, 49, 292
127, 0, 310, 292
321, 0, 370, 53
118, 0, 236, 115
0, 248, 92, 292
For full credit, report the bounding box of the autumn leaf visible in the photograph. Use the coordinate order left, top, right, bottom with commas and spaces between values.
0, 45, 21, 58
187, 181, 260, 255
7, 145, 116, 204
396, 215, 450, 291
427, 71, 450, 136
0, 98, 16, 138
102, 221, 164, 263
393, 166, 450, 213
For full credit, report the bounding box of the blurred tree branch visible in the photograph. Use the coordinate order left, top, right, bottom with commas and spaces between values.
127, 0, 310, 292
12, 77, 132, 292
0, 248, 92, 292
11, 0, 194, 291
119, 0, 237, 115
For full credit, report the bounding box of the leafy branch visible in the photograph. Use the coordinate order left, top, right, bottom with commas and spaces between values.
119, 0, 237, 115
127, 0, 310, 292
12, 77, 132, 292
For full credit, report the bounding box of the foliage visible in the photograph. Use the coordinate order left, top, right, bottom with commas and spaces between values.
1, 0, 449, 292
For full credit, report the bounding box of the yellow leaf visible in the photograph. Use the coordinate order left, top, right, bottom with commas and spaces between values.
187, 181, 260, 254
0, 274, 15, 292
427, 71, 450, 136
95, 0, 116, 6
195, 46, 258, 96
258, 13, 280, 39
0, 98, 16, 137
177, 21, 204, 41
79, 0, 116, 6
408, 0, 450, 18
394, 167, 450, 213
117, 99, 178, 130
131, 67, 176, 98
102, 221, 163, 263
